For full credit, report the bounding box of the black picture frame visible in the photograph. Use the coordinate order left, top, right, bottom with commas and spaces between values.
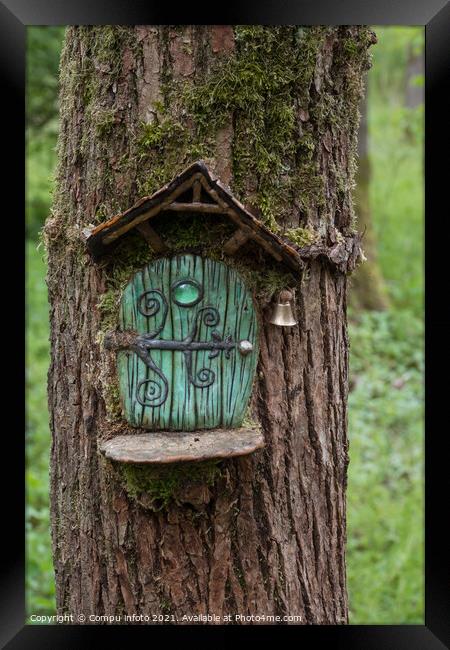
6, 0, 449, 646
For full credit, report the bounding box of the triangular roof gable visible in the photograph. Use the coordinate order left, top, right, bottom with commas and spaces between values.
84, 160, 303, 273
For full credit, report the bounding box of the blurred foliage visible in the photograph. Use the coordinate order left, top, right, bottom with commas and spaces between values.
369, 26, 424, 103
25, 26, 424, 624
26, 27, 64, 129
369, 101, 423, 312
347, 309, 424, 623
26, 27, 65, 240
367, 27, 424, 315
346, 26, 424, 624
26, 26, 64, 618
26, 240, 55, 615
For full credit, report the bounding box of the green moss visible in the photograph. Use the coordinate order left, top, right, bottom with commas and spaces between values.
343, 38, 359, 57
241, 405, 260, 430
139, 117, 187, 151
183, 26, 326, 228
93, 204, 112, 224
121, 460, 222, 511
94, 108, 119, 137
114, 26, 336, 232
252, 268, 297, 301
97, 289, 121, 335
106, 232, 154, 283
96, 231, 155, 335
154, 212, 234, 252
160, 597, 173, 613
284, 226, 318, 247
103, 378, 122, 420
135, 113, 213, 199
94, 25, 371, 240
54, 26, 373, 258
78, 25, 139, 82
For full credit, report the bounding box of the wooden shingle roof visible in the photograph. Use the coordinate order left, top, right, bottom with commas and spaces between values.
84, 160, 304, 273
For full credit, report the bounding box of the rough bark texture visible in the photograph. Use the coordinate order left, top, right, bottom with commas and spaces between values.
47, 26, 374, 624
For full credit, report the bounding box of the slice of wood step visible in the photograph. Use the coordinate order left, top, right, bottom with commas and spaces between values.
99, 428, 265, 464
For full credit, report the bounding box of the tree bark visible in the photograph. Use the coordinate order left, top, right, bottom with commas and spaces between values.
47, 26, 373, 624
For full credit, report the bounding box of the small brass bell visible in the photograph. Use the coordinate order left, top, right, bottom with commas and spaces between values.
268, 290, 297, 327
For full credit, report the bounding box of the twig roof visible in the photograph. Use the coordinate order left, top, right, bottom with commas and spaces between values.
84, 160, 304, 273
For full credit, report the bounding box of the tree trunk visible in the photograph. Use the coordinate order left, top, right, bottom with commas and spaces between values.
46, 26, 374, 624
350, 91, 390, 311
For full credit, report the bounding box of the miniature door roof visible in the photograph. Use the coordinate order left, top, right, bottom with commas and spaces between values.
84, 160, 303, 273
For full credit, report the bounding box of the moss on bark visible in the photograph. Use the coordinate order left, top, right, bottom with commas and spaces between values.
120, 461, 223, 511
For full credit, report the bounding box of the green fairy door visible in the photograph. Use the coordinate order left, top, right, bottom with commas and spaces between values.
117, 254, 259, 431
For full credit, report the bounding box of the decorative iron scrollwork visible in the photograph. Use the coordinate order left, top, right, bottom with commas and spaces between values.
137, 289, 168, 339
125, 291, 236, 408
136, 376, 168, 408
132, 336, 169, 408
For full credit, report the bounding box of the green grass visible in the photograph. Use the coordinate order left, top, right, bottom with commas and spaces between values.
347, 310, 424, 623
26, 240, 55, 616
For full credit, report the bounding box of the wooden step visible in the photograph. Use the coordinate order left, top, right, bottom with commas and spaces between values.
99, 428, 265, 465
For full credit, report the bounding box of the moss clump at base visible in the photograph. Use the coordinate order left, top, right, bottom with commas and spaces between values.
121, 460, 223, 511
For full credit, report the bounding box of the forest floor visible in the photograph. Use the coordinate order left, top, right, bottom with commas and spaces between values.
347, 308, 423, 623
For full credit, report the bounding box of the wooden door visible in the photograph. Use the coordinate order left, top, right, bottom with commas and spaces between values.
117, 254, 259, 431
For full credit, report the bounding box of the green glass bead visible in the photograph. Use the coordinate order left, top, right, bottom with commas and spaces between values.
173, 281, 200, 305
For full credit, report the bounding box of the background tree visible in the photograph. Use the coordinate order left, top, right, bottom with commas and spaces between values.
350, 91, 390, 311
405, 40, 424, 109
349, 26, 423, 313
45, 25, 374, 623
